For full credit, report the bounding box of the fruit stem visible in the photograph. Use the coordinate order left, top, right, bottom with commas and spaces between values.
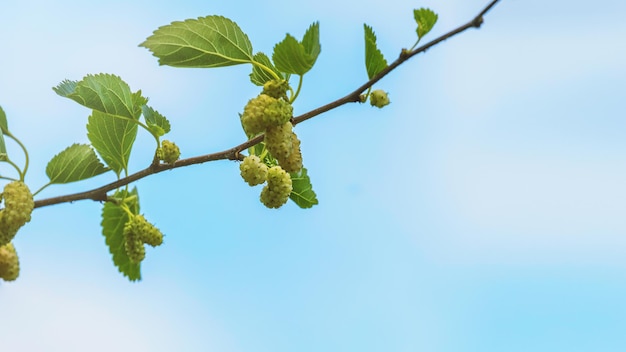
5, 132, 28, 180
290, 75, 304, 104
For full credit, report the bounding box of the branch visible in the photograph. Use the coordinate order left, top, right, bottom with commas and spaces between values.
33, 0, 502, 209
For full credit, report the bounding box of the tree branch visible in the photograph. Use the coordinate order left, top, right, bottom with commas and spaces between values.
33, 0, 502, 209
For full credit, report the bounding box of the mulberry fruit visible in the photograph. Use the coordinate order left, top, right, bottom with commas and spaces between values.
240, 94, 293, 136
124, 231, 145, 264
260, 166, 292, 209
369, 89, 390, 108
158, 140, 180, 164
264, 122, 302, 173
0, 181, 34, 247
240, 155, 268, 186
0, 242, 20, 282
123, 214, 163, 263
262, 79, 290, 100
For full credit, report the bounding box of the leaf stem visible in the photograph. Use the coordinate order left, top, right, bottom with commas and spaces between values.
290, 75, 304, 103
5, 132, 29, 180
251, 61, 281, 81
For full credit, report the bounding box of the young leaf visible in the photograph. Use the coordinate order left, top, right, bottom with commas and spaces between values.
364, 24, 388, 79
52, 79, 77, 98
87, 110, 138, 176
414, 8, 438, 40
0, 105, 9, 133
272, 22, 321, 75
250, 52, 282, 86
140, 15, 254, 68
301, 22, 321, 64
46, 144, 109, 184
289, 167, 318, 208
0, 106, 8, 159
102, 189, 141, 281
142, 105, 171, 137
56, 74, 144, 119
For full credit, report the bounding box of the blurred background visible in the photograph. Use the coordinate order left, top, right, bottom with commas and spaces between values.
1, 0, 625, 351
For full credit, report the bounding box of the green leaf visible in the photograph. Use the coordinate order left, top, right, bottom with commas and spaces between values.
87, 110, 138, 176
46, 144, 109, 184
272, 22, 321, 75
52, 79, 77, 98
55, 74, 144, 119
0, 105, 9, 133
140, 15, 254, 68
102, 189, 141, 281
414, 8, 438, 40
364, 24, 388, 79
289, 167, 318, 209
142, 105, 171, 137
301, 22, 321, 64
250, 52, 282, 86
0, 106, 8, 160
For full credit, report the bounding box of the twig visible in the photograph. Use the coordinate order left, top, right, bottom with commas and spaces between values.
33, 0, 502, 209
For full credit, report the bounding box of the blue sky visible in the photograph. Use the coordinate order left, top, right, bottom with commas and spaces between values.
1, 0, 626, 351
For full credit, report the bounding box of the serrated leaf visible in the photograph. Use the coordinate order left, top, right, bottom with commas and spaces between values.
52, 79, 78, 98
289, 167, 318, 209
272, 22, 321, 75
140, 15, 254, 68
46, 144, 109, 184
87, 110, 138, 176
57, 74, 144, 119
0, 105, 9, 133
301, 22, 321, 64
250, 52, 283, 86
414, 8, 438, 40
102, 189, 141, 281
0, 106, 7, 159
142, 105, 171, 137
364, 24, 388, 79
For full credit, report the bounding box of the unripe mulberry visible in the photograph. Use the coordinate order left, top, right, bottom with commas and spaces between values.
264, 122, 294, 162
0, 242, 20, 282
128, 214, 164, 247
240, 155, 268, 186
123, 223, 145, 264
279, 132, 303, 173
264, 122, 302, 173
240, 94, 293, 136
158, 140, 180, 164
0, 181, 34, 247
262, 79, 290, 100
370, 89, 390, 108
260, 166, 292, 209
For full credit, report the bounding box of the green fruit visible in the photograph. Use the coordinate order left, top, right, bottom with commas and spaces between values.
125, 214, 164, 251
264, 122, 293, 162
123, 222, 146, 264
0, 181, 34, 247
240, 94, 293, 136
279, 132, 303, 173
369, 89, 390, 108
240, 155, 268, 186
0, 242, 20, 282
264, 122, 302, 173
260, 166, 292, 209
158, 140, 180, 164
262, 79, 290, 100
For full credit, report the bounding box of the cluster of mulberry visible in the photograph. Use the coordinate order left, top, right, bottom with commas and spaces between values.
239, 80, 303, 209
123, 214, 164, 264
0, 181, 35, 281
240, 156, 293, 209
